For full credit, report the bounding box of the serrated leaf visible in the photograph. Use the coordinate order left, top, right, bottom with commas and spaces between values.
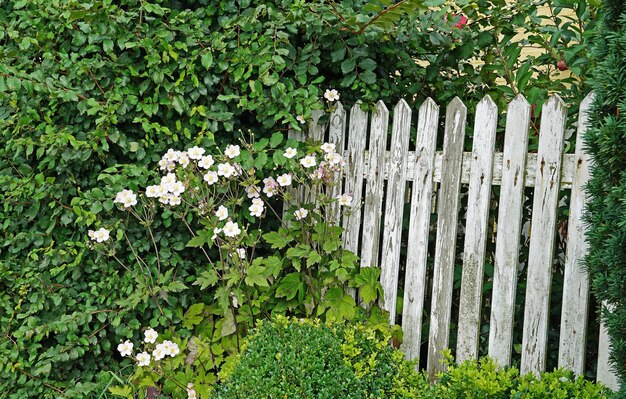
322, 287, 356, 321
108, 385, 133, 398
306, 251, 321, 267
275, 273, 302, 300
245, 264, 269, 287
193, 269, 219, 290
183, 303, 205, 329
341, 57, 357, 74
269, 132, 283, 148
263, 231, 292, 249
286, 244, 310, 258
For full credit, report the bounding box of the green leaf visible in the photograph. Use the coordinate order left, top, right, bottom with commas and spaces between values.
245, 264, 269, 287
108, 385, 133, 398
264, 256, 284, 277
172, 95, 186, 114
183, 303, 205, 329
201, 52, 214, 69
103, 39, 114, 53
269, 132, 283, 148
360, 70, 376, 85
276, 273, 302, 300
341, 57, 357, 74
286, 244, 310, 258
193, 269, 219, 290
165, 281, 187, 292
306, 251, 321, 267
221, 311, 237, 337
321, 287, 356, 321
263, 231, 292, 249
354, 267, 382, 304
254, 152, 268, 169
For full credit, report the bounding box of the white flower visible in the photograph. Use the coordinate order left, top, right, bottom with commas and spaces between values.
161, 173, 177, 186
324, 89, 340, 102
217, 163, 236, 178
169, 181, 185, 196
262, 176, 278, 197
145, 185, 163, 198
158, 159, 173, 172
203, 171, 219, 185
117, 340, 133, 357
178, 152, 190, 168
300, 155, 317, 168
89, 227, 110, 243
276, 173, 292, 187
294, 208, 308, 220
136, 352, 151, 367
284, 147, 297, 159
163, 340, 180, 357
114, 189, 138, 208
246, 185, 261, 199
153, 344, 166, 361
223, 221, 241, 237
324, 151, 343, 166
320, 142, 335, 154
336, 194, 353, 207
198, 155, 214, 169
211, 227, 222, 240
187, 383, 197, 399
215, 205, 228, 221
164, 148, 179, 162
187, 146, 205, 160
224, 145, 240, 159
235, 248, 246, 259
144, 328, 158, 344
296, 115, 305, 123
249, 200, 264, 217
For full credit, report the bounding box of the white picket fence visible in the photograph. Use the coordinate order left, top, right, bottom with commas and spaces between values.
293, 93, 619, 389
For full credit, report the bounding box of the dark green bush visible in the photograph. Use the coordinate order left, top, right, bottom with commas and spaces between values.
584, 0, 626, 394
211, 317, 427, 399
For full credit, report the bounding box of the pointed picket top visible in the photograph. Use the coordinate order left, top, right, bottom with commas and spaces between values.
375, 99, 389, 114
330, 102, 346, 134
395, 98, 412, 114
510, 93, 530, 108
479, 93, 497, 108
360, 99, 389, 272
419, 97, 438, 113
544, 93, 567, 111
448, 96, 467, 111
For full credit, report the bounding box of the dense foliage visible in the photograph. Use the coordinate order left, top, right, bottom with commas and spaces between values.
211, 317, 427, 399
210, 318, 609, 399
0, 0, 598, 397
584, 0, 626, 394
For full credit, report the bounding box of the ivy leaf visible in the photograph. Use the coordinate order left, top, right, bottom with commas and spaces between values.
321, 287, 356, 322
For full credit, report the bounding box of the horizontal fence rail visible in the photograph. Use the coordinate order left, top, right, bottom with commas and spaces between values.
297, 92, 618, 389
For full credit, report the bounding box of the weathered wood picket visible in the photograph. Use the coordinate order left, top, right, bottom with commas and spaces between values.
298, 93, 619, 389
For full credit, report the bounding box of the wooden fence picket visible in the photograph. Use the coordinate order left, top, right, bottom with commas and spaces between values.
457, 95, 498, 362
360, 101, 389, 270
342, 103, 368, 254
521, 95, 567, 375
558, 92, 594, 374
379, 100, 412, 324
402, 98, 439, 361
488, 95, 531, 366
327, 102, 347, 225
427, 97, 467, 379
301, 94, 618, 388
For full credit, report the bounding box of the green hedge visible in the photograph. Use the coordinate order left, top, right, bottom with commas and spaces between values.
212, 318, 610, 399
584, 0, 626, 394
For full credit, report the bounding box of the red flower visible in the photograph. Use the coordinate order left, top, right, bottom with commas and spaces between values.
455, 15, 468, 29
557, 59, 568, 71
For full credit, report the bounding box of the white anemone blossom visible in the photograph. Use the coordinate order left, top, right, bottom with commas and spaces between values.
300, 155, 317, 168
114, 189, 138, 208
144, 328, 158, 344
117, 340, 133, 357
294, 208, 308, 220
223, 221, 241, 237
324, 89, 340, 102
284, 147, 297, 159
224, 145, 240, 159
136, 352, 151, 367
88, 227, 110, 243
215, 205, 228, 221
187, 146, 205, 160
